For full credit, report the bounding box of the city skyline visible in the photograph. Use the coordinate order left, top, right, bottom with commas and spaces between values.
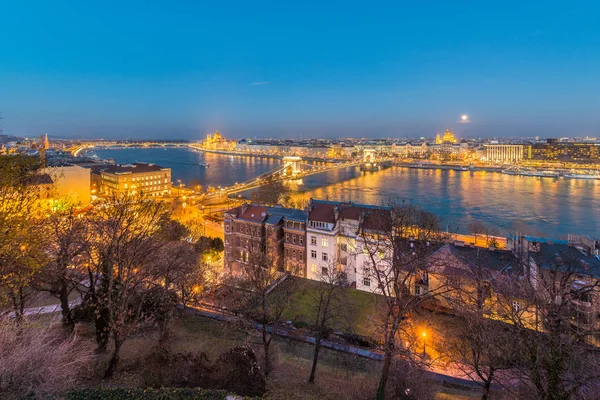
2, 2, 600, 139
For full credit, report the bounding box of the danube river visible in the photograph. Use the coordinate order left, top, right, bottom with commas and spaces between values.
90, 147, 600, 239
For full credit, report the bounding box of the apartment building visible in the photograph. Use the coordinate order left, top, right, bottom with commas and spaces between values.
306, 199, 393, 292
514, 234, 600, 343
224, 204, 307, 276
99, 163, 171, 196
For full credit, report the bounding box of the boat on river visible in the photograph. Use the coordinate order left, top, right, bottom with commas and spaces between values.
501, 167, 558, 178
564, 173, 600, 180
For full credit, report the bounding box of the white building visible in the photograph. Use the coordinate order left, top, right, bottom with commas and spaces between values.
307, 199, 393, 293
484, 144, 524, 163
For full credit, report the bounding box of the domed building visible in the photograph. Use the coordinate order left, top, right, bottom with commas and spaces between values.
435, 128, 457, 144
201, 130, 237, 151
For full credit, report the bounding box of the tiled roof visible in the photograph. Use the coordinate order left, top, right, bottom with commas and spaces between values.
308, 200, 337, 224
238, 205, 269, 222
267, 206, 307, 222
428, 244, 519, 278
533, 243, 600, 278
102, 163, 169, 175
30, 173, 54, 185
265, 214, 283, 225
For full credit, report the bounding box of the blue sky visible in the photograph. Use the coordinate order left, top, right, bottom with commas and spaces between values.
1, 1, 600, 140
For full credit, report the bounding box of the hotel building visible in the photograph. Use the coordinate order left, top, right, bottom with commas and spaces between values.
99, 163, 171, 196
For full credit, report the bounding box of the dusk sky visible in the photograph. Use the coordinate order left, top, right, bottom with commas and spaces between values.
2, 1, 600, 140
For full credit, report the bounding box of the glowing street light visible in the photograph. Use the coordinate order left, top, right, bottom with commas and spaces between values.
422, 330, 427, 358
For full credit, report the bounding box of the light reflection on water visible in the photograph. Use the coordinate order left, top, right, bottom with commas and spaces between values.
91, 147, 600, 238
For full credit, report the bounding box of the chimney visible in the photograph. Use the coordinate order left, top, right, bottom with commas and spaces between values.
241, 203, 249, 214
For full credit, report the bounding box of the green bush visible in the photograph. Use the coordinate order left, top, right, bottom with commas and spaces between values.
66, 388, 230, 400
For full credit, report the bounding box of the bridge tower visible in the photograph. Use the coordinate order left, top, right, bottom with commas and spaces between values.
282, 156, 302, 177
363, 148, 376, 163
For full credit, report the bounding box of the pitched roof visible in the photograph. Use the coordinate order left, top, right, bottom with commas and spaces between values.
428, 244, 519, 279
30, 173, 54, 185
101, 162, 169, 175
267, 206, 307, 222
308, 200, 337, 224
533, 243, 600, 278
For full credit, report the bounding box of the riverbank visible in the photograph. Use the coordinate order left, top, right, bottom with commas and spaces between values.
188, 145, 349, 163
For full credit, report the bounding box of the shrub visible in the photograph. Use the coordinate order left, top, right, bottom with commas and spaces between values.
141, 345, 266, 398
66, 388, 230, 400
141, 347, 212, 389
0, 318, 94, 398
212, 346, 266, 397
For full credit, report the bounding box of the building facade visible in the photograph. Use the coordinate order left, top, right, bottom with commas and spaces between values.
43, 164, 91, 205
201, 131, 237, 151
224, 204, 307, 276
99, 163, 171, 196
526, 142, 600, 164
484, 144, 524, 163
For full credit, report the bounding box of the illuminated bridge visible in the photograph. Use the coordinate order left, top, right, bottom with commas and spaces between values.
203, 156, 364, 200
71, 142, 188, 156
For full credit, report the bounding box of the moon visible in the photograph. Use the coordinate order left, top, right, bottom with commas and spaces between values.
461, 114, 468, 121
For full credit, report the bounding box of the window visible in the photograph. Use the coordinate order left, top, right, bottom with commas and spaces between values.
322, 266, 328, 275
415, 285, 421, 296
322, 253, 328, 262
286, 233, 289, 242
512, 301, 523, 313
299, 236, 303, 245
340, 243, 347, 252
292, 235, 296, 244
362, 267, 371, 287
311, 264, 317, 273
321, 238, 329, 247
292, 250, 296, 260
311, 236, 317, 245
311, 250, 317, 259
225, 224, 230, 232
299, 252, 303, 261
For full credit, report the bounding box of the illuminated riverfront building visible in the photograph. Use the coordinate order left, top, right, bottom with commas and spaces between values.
526, 141, 600, 164
201, 130, 237, 151
484, 144, 524, 163
98, 163, 171, 196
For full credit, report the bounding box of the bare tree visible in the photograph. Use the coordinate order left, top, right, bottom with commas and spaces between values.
504, 240, 600, 399
221, 228, 295, 376
0, 155, 49, 322
251, 175, 290, 206
86, 192, 171, 378
358, 199, 448, 399
34, 204, 88, 326
308, 263, 351, 383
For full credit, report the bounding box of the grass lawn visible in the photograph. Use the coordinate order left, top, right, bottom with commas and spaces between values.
279, 277, 383, 339
75, 312, 479, 400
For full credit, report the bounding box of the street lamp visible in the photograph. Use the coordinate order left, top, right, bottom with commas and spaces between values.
422, 331, 427, 358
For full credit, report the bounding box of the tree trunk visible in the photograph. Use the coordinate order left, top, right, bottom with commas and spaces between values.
481, 380, 491, 400
377, 346, 394, 400
377, 320, 398, 400
94, 304, 109, 351
262, 323, 271, 375
59, 281, 73, 326
309, 332, 322, 383
10, 290, 23, 325
104, 338, 123, 379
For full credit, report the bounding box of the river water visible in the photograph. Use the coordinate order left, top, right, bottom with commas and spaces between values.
89, 147, 600, 239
